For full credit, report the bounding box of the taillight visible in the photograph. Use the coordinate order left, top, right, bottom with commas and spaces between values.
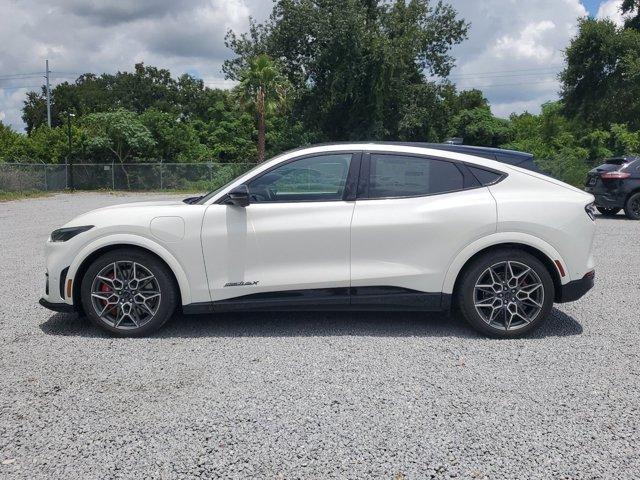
600, 171, 630, 179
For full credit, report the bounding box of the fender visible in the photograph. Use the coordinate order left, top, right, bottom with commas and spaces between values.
66, 233, 192, 305
441, 232, 569, 294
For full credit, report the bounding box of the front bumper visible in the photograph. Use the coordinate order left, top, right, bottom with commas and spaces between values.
557, 272, 595, 303
39, 297, 76, 313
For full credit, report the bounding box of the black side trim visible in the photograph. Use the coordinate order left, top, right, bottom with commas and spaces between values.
350, 286, 442, 310
343, 152, 363, 201
556, 275, 595, 303
39, 298, 76, 313
182, 286, 449, 314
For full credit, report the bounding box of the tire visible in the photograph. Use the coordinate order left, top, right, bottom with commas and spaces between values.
457, 249, 554, 338
596, 206, 620, 216
80, 248, 178, 337
624, 192, 640, 220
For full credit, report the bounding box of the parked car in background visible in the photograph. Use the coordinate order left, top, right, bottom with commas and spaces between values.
424, 143, 542, 173
40, 143, 596, 338
585, 156, 640, 220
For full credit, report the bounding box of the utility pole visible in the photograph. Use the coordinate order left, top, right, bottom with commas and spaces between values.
66, 112, 75, 190
45, 59, 51, 127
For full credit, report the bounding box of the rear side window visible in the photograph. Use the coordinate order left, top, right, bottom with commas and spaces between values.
367, 154, 464, 198
467, 166, 504, 186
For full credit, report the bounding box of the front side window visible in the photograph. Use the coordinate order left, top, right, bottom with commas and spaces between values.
247, 153, 352, 202
367, 154, 464, 198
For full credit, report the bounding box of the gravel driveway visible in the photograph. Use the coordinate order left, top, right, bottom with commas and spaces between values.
1, 192, 639, 479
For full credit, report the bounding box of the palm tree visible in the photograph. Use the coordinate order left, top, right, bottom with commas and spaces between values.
237, 54, 289, 162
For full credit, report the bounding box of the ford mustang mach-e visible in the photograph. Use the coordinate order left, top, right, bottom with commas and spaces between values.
40, 144, 596, 337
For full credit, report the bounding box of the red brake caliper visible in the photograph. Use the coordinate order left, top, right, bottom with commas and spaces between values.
100, 273, 117, 314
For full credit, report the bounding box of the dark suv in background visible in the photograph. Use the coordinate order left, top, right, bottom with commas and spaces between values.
585, 156, 640, 219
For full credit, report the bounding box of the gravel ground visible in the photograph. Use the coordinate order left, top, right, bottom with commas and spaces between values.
0, 192, 639, 479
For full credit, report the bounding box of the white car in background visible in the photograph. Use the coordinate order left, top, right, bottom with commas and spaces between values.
40, 143, 596, 338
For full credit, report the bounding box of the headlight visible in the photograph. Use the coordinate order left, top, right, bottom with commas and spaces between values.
50, 225, 94, 242
585, 202, 596, 222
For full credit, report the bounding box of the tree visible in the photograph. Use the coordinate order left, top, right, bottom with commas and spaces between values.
21, 63, 221, 132
0, 122, 20, 161
560, 18, 640, 129
236, 55, 290, 162
139, 109, 210, 162
622, 0, 640, 30
224, 0, 467, 140
449, 107, 513, 147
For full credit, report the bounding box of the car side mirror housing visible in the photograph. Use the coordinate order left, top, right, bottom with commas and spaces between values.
226, 184, 250, 207
182, 196, 202, 204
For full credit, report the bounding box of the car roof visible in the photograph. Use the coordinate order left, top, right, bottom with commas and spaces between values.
284, 141, 537, 169
603, 156, 640, 162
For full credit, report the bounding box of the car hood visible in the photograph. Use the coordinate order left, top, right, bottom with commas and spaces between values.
63, 199, 195, 228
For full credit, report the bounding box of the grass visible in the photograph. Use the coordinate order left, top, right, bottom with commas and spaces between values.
0, 189, 203, 202
0, 190, 55, 202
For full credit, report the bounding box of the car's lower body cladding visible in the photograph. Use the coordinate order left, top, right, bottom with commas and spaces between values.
556, 271, 595, 303
182, 286, 450, 315
39, 298, 76, 313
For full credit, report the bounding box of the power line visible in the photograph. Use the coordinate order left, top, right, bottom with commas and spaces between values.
0, 85, 42, 91
448, 65, 564, 76
447, 71, 560, 80
459, 79, 559, 89
0, 73, 41, 80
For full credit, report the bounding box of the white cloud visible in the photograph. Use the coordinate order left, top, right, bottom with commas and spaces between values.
446, 0, 588, 118
595, 0, 628, 26
0, 0, 602, 131
0, 0, 255, 131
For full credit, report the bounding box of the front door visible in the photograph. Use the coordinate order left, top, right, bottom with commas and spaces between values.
201, 152, 359, 302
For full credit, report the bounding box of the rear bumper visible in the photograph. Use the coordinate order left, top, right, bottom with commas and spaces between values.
557, 273, 595, 303
593, 193, 624, 208
39, 297, 76, 313
585, 186, 626, 208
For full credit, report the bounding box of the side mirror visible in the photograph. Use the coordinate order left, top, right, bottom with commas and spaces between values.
182, 196, 202, 204
226, 184, 250, 207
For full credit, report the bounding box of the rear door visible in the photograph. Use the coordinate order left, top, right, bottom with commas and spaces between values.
350, 152, 497, 300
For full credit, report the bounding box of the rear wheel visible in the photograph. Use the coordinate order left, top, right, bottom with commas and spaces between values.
80, 249, 178, 336
624, 192, 640, 220
457, 249, 554, 338
596, 206, 620, 216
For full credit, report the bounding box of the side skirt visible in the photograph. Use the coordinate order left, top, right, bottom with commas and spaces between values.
182, 287, 451, 315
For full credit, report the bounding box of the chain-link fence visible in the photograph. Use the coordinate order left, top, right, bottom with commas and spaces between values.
0, 162, 256, 192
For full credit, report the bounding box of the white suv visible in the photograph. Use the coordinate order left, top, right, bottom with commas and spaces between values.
40, 143, 596, 337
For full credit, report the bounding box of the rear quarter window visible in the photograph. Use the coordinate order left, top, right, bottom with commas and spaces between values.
467, 166, 504, 186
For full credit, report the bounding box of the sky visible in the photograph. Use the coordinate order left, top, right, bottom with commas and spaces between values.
0, 0, 631, 131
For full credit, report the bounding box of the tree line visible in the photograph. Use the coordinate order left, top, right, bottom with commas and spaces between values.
1, 0, 639, 187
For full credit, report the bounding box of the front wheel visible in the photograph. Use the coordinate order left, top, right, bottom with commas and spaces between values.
624, 192, 640, 220
80, 249, 178, 336
596, 206, 620, 216
457, 249, 554, 338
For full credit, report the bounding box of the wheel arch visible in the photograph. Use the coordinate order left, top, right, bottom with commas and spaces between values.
443, 234, 565, 302
624, 186, 640, 204
68, 235, 191, 308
